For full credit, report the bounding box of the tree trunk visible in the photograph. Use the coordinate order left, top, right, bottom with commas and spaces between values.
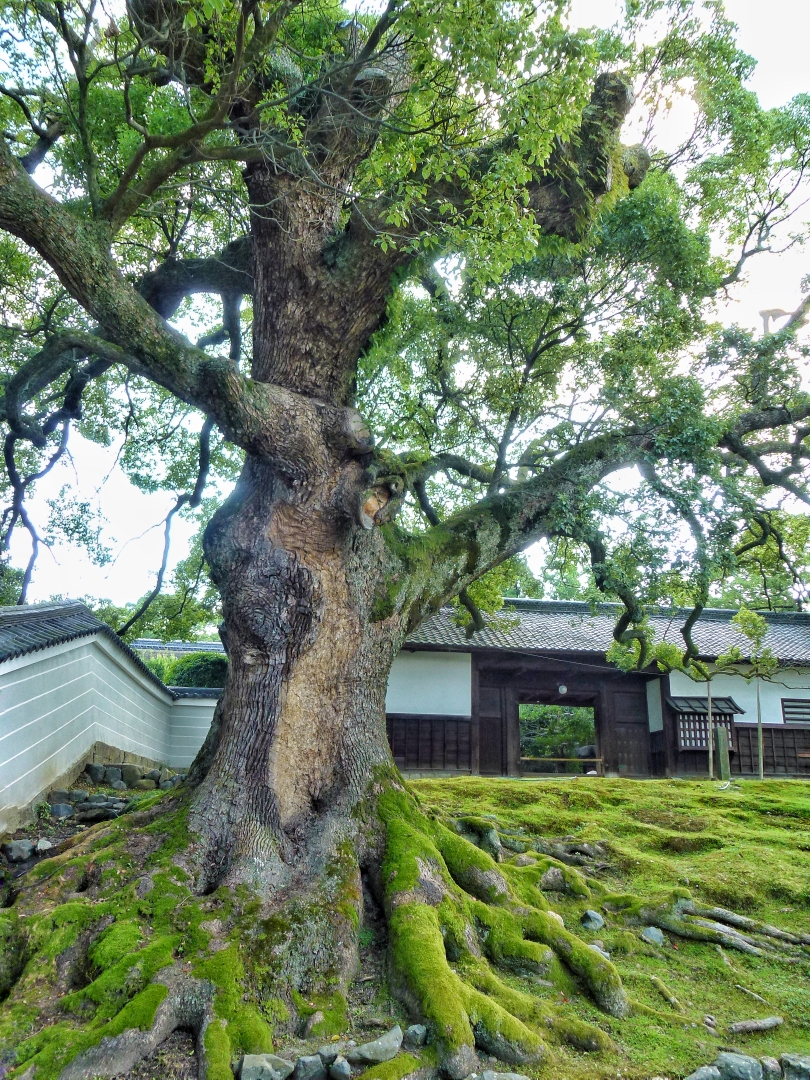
190, 451, 400, 894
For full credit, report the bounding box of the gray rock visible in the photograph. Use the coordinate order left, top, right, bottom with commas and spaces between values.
159, 767, 173, 783
329, 1058, 351, 1080
346, 1026, 403, 1065
48, 789, 70, 804
2, 839, 35, 862
76, 806, 116, 824
171, 775, 182, 787
589, 942, 610, 960
240, 1056, 295, 1080
482, 1072, 530, 1080
68, 789, 89, 803
133, 778, 156, 790
761, 1059, 782, 1080
84, 762, 106, 783
714, 1053, 764, 1080
120, 764, 143, 786
35, 838, 54, 854
539, 866, 567, 891
512, 854, 536, 866
318, 1047, 340, 1067
111, 779, 128, 791
581, 909, 605, 931
104, 767, 122, 784
685, 1069, 721, 1080
640, 925, 665, 946
50, 802, 74, 819
160, 781, 174, 790
293, 1055, 327, 1080
87, 793, 108, 805
402, 1024, 427, 1050
145, 769, 161, 782
781, 1056, 810, 1080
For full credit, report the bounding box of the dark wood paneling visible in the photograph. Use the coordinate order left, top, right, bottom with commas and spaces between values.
479, 713, 504, 775
733, 723, 810, 776
386, 714, 472, 771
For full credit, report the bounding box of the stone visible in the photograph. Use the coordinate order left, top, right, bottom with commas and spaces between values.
159, 767, 173, 783
685, 1069, 721, 1080
581, 909, 604, 931
781, 1056, 810, 1080
76, 807, 116, 824
68, 789, 89, 803
240, 1055, 295, 1080
546, 911, 564, 927
50, 803, 74, 819
318, 1047, 340, 1067
714, 1053, 764, 1080
347, 1026, 402, 1066
589, 942, 610, 960
84, 762, 106, 784
104, 767, 122, 784
160, 781, 174, 790
640, 926, 665, 946
111, 780, 128, 791
761, 1059, 782, 1080
482, 1072, 530, 1080
329, 1058, 351, 1080
511, 854, 536, 866
120, 764, 143, 786
35, 838, 54, 854
539, 866, 567, 891
171, 775, 182, 787
133, 778, 156, 790
402, 1024, 427, 1050
48, 789, 70, 804
145, 769, 161, 782
293, 1055, 327, 1080
87, 793, 108, 805
2, 839, 35, 862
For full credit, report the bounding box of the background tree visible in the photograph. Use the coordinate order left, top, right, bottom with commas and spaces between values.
1, 0, 810, 1075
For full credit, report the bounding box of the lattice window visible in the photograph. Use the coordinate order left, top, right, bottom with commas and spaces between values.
677, 714, 734, 751
782, 699, 810, 724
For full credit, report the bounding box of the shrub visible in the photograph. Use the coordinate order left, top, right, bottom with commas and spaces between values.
168, 652, 228, 688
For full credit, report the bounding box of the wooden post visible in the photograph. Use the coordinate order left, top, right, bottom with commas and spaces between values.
756, 678, 764, 780
714, 725, 731, 781
707, 680, 714, 780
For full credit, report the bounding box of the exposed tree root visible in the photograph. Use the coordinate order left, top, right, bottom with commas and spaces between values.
1, 779, 805, 1080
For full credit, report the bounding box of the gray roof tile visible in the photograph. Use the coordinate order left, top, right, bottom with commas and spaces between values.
406, 598, 810, 665
0, 600, 173, 693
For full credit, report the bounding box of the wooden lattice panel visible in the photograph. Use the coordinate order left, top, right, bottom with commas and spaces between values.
677, 714, 734, 751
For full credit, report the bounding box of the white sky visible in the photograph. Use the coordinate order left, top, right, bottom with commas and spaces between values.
9, 0, 810, 605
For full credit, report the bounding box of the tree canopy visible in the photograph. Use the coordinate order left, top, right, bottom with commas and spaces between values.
0, 0, 808, 657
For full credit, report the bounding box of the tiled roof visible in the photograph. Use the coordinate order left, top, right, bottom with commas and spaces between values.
170, 686, 223, 699
134, 638, 224, 654
0, 600, 173, 694
406, 598, 810, 666
666, 696, 745, 715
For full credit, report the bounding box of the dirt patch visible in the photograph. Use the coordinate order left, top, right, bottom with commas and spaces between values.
125, 1028, 198, 1080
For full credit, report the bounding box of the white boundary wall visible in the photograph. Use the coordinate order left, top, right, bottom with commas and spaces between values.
0, 634, 217, 831
668, 667, 810, 724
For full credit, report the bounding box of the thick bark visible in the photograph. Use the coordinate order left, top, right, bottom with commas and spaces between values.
189, 450, 403, 893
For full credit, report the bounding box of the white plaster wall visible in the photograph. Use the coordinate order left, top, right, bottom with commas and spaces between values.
385, 650, 471, 715
0, 634, 175, 829
668, 667, 810, 724
170, 699, 218, 767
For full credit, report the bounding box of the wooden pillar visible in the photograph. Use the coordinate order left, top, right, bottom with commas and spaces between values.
661, 673, 679, 776
470, 652, 480, 775
597, 684, 616, 775
504, 686, 520, 776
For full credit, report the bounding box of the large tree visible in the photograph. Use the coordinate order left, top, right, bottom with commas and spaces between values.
1, 0, 810, 1074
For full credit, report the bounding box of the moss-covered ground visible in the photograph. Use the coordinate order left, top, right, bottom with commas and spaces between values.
411, 776, 810, 1080
1, 777, 809, 1080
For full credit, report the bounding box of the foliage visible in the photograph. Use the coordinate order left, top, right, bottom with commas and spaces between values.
145, 651, 228, 687
519, 704, 596, 759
